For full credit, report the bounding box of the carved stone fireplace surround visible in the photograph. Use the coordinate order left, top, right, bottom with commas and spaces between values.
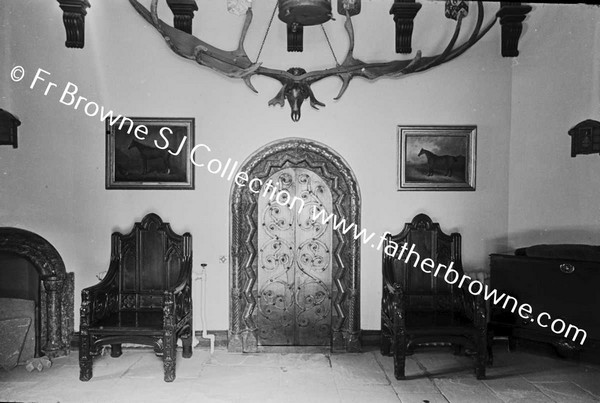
0, 228, 74, 358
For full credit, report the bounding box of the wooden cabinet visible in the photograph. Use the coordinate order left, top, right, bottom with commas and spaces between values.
489, 253, 600, 361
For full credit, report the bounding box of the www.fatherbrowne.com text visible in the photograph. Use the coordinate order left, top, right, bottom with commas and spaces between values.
256, 180, 588, 346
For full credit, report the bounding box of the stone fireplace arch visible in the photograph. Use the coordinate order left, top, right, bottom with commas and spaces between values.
0, 227, 73, 358
229, 138, 361, 352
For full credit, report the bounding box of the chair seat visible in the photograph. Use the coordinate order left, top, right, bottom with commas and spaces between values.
406, 326, 479, 337
90, 311, 164, 333
405, 311, 474, 329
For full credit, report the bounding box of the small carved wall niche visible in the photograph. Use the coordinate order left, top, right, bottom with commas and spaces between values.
568, 119, 600, 157
0, 109, 21, 148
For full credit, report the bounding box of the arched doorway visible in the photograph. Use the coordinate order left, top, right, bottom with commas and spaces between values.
229, 138, 361, 352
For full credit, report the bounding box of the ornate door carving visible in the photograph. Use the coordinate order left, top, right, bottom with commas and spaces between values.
229, 138, 361, 353
257, 167, 333, 345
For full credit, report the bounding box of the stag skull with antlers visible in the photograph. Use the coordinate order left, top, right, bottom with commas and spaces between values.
129, 0, 499, 121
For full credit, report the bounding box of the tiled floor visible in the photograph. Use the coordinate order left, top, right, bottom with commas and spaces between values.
1, 345, 599, 403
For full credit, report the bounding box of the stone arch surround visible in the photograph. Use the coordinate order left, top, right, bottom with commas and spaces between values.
229, 138, 361, 352
0, 227, 74, 358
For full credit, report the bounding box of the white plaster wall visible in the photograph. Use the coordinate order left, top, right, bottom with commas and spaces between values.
507, 4, 600, 249
1, 0, 513, 331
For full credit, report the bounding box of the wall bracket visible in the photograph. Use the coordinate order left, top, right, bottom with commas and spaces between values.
57, 0, 91, 49
498, 2, 532, 57
166, 0, 199, 34
389, 1, 422, 54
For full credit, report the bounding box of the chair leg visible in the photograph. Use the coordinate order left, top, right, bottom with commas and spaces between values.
181, 327, 193, 359
79, 332, 93, 381
381, 333, 391, 356
476, 333, 487, 380
154, 339, 164, 357
487, 330, 494, 366
508, 336, 518, 352
476, 363, 486, 380
110, 344, 122, 358
163, 336, 176, 382
381, 311, 391, 356
393, 334, 407, 380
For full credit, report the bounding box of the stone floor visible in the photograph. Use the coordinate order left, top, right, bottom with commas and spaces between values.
1, 345, 599, 403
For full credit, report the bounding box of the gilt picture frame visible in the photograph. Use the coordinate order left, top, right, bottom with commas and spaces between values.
397, 125, 476, 191
106, 117, 194, 189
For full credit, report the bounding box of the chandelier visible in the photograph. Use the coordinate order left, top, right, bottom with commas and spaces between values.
57, 0, 532, 121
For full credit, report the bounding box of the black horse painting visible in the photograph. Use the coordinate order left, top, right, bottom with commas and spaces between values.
398, 126, 475, 190
107, 118, 194, 189
418, 148, 461, 177
128, 139, 171, 175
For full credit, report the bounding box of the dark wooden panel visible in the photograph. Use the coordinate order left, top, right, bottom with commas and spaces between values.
140, 230, 165, 291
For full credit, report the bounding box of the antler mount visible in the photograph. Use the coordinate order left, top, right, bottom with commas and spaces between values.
129, 0, 501, 121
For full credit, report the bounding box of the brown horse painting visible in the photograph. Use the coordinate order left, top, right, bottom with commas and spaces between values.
418, 148, 460, 177
128, 139, 171, 175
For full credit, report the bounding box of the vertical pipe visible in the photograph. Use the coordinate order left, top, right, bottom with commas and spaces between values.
192, 263, 214, 353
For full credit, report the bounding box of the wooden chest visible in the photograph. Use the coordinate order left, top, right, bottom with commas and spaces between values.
489, 253, 600, 360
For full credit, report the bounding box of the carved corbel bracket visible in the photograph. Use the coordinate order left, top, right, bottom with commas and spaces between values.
166, 0, 199, 34
57, 0, 91, 49
497, 2, 532, 57
389, 1, 422, 54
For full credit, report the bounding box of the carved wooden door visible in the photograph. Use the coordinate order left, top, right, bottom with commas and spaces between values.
257, 167, 333, 346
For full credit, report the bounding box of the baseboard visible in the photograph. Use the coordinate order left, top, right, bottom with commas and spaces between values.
71, 330, 382, 349
193, 330, 229, 348
361, 329, 381, 347
70, 330, 229, 349
69, 329, 600, 364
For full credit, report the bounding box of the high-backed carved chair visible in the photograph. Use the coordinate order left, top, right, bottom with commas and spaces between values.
381, 214, 486, 379
79, 213, 193, 382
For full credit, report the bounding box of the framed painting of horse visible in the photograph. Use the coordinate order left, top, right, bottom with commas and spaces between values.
397, 125, 476, 191
106, 117, 194, 189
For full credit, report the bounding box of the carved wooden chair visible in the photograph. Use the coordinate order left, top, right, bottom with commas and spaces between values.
79, 213, 193, 382
381, 213, 487, 380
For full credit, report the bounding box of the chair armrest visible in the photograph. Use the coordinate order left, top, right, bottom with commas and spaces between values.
163, 261, 193, 328
81, 259, 119, 298
383, 277, 406, 316
473, 292, 487, 329
457, 285, 487, 329
384, 278, 398, 295
80, 260, 120, 326
382, 254, 406, 321
166, 260, 192, 295
382, 253, 402, 296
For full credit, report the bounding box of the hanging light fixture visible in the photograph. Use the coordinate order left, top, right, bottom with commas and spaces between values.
278, 0, 333, 52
